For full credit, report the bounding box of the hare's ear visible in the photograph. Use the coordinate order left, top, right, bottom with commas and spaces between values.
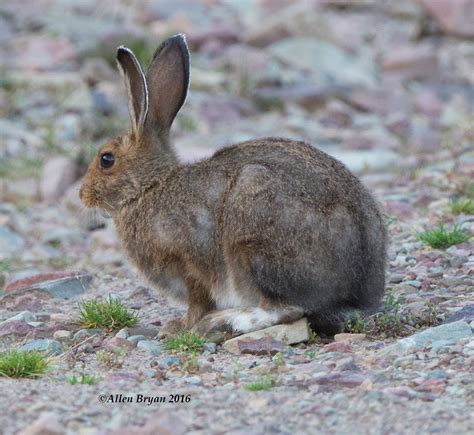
144, 34, 190, 135
116, 47, 149, 138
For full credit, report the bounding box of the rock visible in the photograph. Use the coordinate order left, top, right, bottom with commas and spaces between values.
444, 304, 474, 324
323, 341, 353, 353
39, 157, 78, 202
127, 335, 146, 344
53, 330, 72, 341
244, 1, 330, 47
414, 378, 446, 394
405, 280, 422, 289
269, 37, 377, 88
5, 294, 44, 312
5, 270, 93, 299
106, 337, 136, 352
18, 412, 64, 435
381, 44, 439, 81
80, 57, 117, 86
3, 311, 36, 323
126, 327, 160, 339
223, 318, 310, 354
417, 0, 474, 38
388, 273, 406, 284
73, 329, 102, 342
21, 339, 62, 356
0, 225, 25, 259
160, 356, 180, 368
450, 255, 467, 268
9, 35, 77, 71
115, 328, 129, 339
137, 340, 161, 356
108, 410, 189, 435
203, 342, 217, 354
236, 336, 286, 356
312, 372, 366, 388
334, 333, 366, 342
380, 321, 472, 356
0, 320, 34, 338
50, 313, 71, 323
327, 149, 399, 173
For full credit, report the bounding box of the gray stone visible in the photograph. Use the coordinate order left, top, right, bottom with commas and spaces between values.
380, 321, 472, 356
160, 356, 180, 368
2, 311, 36, 323
223, 318, 310, 355
73, 328, 102, 342
269, 37, 377, 88
327, 149, 399, 174
21, 339, 62, 356
126, 327, 160, 339
405, 280, 422, 289
203, 342, 217, 354
40, 157, 78, 202
444, 304, 474, 324
127, 335, 146, 344
0, 225, 25, 259
17, 411, 64, 435
5, 271, 93, 299
53, 330, 72, 341
137, 340, 161, 356
115, 328, 129, 339
182, 375, 203, 386
450, 256, 468, 268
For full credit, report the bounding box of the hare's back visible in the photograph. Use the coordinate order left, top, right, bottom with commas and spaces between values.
210, 137, 369, 209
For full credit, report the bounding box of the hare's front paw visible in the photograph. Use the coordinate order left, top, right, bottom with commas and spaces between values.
158, 318, 184, 338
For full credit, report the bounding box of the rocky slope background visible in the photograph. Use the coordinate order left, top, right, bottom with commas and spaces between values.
0, 0, 473, 434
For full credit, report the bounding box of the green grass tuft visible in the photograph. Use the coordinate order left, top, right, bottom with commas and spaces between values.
450, 198, 474, 215
0, 350, 50, 378
67, 373, 100, 385
76, 296, 140, 331
416, 223, 471, 249
163, 330, 205, 355
245, 374, 277, 391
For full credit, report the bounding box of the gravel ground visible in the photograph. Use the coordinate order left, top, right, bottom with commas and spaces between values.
0, 1, 473, 434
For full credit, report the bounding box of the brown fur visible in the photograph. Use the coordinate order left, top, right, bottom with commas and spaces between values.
80, 35, 387, 336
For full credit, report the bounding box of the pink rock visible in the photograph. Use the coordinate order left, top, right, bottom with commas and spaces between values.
5, 294, 44, 312
414, 378, 446, 394
187, 26, 239, 50
106, 337, 136, 351
381, 44, 439, 80
384, 201, 415, 219
0, 320, 34, 338
414, 90, 442, 119
10, 35, 77, 71
18, 412, 64, 435
40, 157, 78, 201
417, 0, 474, 38
313, 371, 366, 388
238, 336, 286, 355
323, 341, 353, 353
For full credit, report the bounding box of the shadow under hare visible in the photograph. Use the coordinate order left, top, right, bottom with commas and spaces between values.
80, 35, 387, 338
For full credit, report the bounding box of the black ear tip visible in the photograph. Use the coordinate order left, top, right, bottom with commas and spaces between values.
116, 45, 133, 60
169, 33, 189, 55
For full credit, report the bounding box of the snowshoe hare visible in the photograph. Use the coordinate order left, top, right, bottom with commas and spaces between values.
80, 35, 387, 337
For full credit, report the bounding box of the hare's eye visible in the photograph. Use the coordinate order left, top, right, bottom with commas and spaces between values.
100, 153, 115, 169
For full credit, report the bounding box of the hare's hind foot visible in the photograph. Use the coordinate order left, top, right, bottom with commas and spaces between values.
191, 305, 303, 338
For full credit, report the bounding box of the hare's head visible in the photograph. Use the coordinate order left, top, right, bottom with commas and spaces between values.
80, 35, 190, 212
